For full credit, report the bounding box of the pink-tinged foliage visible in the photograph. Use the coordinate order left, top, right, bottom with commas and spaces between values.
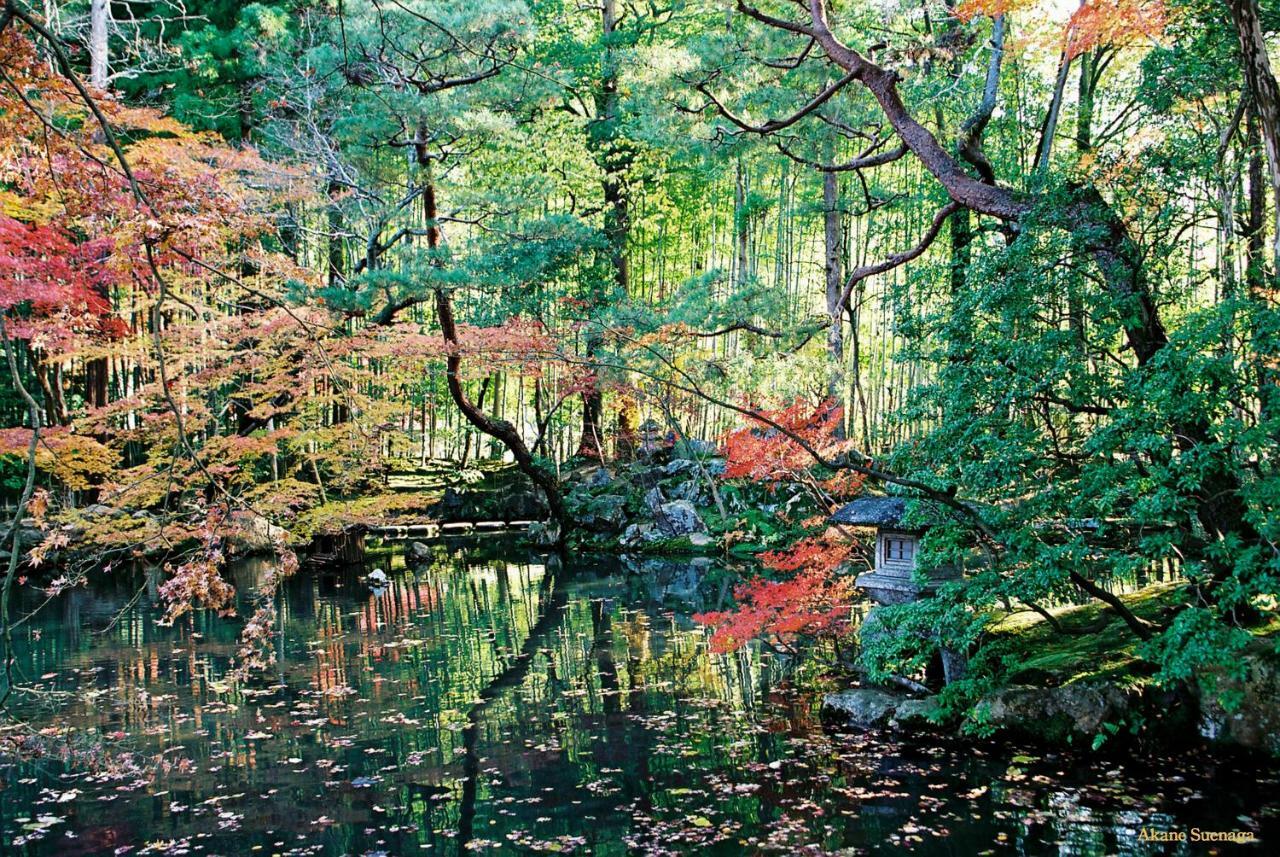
355, 318, 555, 376
157, 509, 236, 624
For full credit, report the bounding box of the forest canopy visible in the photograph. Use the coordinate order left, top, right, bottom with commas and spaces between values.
0, 0, 1277, 717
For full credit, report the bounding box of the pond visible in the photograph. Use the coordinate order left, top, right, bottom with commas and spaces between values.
1, 538, 1276, 855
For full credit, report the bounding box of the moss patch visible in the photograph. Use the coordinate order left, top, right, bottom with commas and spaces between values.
988, 582, 1185, 687
293, 492, 442, 539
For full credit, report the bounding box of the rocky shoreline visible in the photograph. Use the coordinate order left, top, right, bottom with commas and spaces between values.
822, 651, 1280, 756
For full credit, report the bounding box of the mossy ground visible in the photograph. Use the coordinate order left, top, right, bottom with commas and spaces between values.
988, 582, 1180, 688
988, 582, 1278, 689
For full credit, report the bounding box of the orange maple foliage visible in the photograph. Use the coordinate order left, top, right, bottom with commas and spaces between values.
956, 0, 1170, 59
694, 533, 859, 653
0, 428, 116, 491
703, 399, 870, 652
758, 536, 857, 574
721, 398, 866, 500
695, 577, 853, 655
723, 399, 844, 479
1065, 0, 1168, 58
954, 0, 1038, 22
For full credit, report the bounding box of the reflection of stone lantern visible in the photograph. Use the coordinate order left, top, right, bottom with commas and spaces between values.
830, 496, 965, 685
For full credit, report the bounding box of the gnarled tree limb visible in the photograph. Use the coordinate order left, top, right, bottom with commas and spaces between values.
691, 70, 856, 135
435, 287, 569, 538
835, 201, 961, 313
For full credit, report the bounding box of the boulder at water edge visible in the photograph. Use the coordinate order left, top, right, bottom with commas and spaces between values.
821, 689, 904, 729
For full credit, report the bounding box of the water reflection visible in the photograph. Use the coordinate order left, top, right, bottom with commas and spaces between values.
0, 538, 1276, 855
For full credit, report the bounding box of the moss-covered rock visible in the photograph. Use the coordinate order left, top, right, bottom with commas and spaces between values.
976, 682, 1133, 744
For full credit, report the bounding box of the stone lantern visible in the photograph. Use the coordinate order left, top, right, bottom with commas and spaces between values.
829, 495, 966, 685
637, 418, 664, 456
829, 497, 959, 606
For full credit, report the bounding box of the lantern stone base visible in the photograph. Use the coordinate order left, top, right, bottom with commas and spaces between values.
857, 569, 968, 688
853, 571, 922, 606
854, 568, 959, 607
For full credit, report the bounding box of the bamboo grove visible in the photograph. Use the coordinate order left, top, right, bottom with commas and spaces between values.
0, 0, 1277, 700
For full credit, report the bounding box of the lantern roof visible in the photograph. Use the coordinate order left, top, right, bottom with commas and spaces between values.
830, 496, 925, 530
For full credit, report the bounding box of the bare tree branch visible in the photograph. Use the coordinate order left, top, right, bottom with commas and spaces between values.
776, 138, 907, 172
735, 0, 818, 37
835, 201, 961, 313
690, 70, 856, 135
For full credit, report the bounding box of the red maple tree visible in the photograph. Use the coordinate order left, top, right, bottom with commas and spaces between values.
694, 537, 857, 654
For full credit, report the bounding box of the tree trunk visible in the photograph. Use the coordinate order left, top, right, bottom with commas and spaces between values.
1246, 111, 1280, 419
326, 177, 344, 289
598, 0, 628, 295
822, 167, 845, 422
436, 288, 568, 536
89, 0, 109, 89
1034, 50, 1072, 176
1247, 108, 1268, 293
945, 206, 977, 369
459, 377, 491, 467
1227, 0, 1280, 270
1069, 48, 1101, 351
957, 13, 1004, 184
948, 14, 1000, 344
576, 356, 604, 460
281, 203, 300, 263
1076, 48, 1099, 153
35, 360, 68, 426
412, 166, 569, 534
577, 0, 628, 461
735, 159, 749, 287
85, 357, 108, 408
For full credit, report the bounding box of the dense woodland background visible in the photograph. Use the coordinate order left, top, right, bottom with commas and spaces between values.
0, 0, 1277, 709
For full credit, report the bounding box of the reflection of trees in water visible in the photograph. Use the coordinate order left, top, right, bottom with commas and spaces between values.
444, 558, 784, 853
6, 549, 1273, 854
13, 550, 1133, 855
458, 555, 566, 852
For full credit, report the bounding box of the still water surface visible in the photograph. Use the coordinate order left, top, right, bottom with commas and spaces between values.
1, 538, 1276, 855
